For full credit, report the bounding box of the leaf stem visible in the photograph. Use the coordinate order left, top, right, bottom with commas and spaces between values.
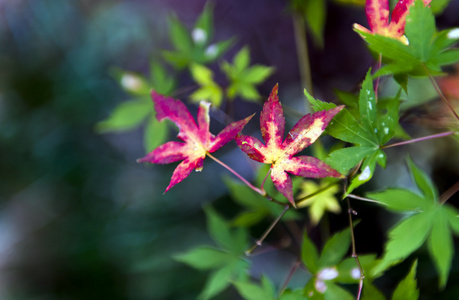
280, 259, 301, 295
260, 168, 271, 194
295, 182, 338, 207
347, 194, 388, 206
293, 12, 313, 96
346, 196, 364, 300
425, 66, 459, 122
382, 131, 455, 149
440, 180, 459, 204
206, 152, 264, 196
245, 205, 290, 255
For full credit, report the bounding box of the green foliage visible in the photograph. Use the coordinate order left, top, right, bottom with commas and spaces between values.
224, 176, 301, 228
162, 3, 233, 69
367, 159, 458, 288
355, 1, 459, 77
190, 64, 223, 106
221, 47, 274, 101
392, 260, 419, 300
306, 69, 399, 195
174, 206, 249, 299
301, 227, 357, 299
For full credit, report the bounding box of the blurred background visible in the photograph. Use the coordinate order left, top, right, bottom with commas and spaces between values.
1, 0, 459, 299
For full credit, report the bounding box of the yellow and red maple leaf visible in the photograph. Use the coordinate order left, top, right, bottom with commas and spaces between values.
354, 0, 431, 43
138, 91, 253, 192
235, 84, 344, 206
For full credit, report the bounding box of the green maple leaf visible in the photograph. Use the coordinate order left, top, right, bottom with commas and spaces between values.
221, 47, 274, 102
174, 206, 250, 300
367, 158, 459, 288
162, 3, 233, 69
307, 69, 399, 195
296, 180, 341, 225
236, 84, 344, 206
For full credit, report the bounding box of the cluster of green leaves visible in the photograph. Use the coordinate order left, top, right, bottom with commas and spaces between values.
306, 69, 401, 195
174, 206, 250, 299
355, 0, 459, 86
99, 4, 275, 153
367, 158, 459, 288
162, 3, 232, 68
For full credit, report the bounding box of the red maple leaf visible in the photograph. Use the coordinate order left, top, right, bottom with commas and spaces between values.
354, 0, 431, 43
138, 91, 253, 192
235, 84, 344, 206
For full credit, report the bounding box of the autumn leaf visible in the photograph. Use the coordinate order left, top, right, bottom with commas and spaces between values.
235, 84, 344, 206
138, 91, 253, 192
353, 0, 431, 43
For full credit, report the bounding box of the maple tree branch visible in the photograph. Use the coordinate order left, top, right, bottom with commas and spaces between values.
245, 204, 290, 255
206, 152, 264, 196
382, 131, 455, 149
440, 180, 459, 204
425, 66, 459, 122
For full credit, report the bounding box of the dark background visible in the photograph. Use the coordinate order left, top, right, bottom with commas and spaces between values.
1, 0, 459, 299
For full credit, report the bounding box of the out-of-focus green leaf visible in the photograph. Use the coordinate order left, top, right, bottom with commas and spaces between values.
150, 61, 176, 95
318, 227, 351, 268
362, 279, 386, 300
430, 0, 451, 14
168, 14, 193, 53
204, 206, 235, 251
194, 3, 214, 45
373, 211, 433, 275
221, 47, 274, 101
366, 189, 430, 212
198, 264, 234, 300
324, 283, 355, 300
337, 254, 379, 283
224, 176, 301, 227
296, 180, 341, 225
96, 99, 152, 132
174, 247, 237, 270
427, 209, 453, 289
302, 230, 320, 274
233, 276, 276, 300
144, 115, 168, 152
279, 288, 306, 300
190, 64, 223, 106
406, 157, 438, 201
392, 260, 419, 300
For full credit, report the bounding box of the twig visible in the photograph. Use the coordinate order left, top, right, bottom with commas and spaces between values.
280, 259, 301, 294
207, 152, 264, 195
425, 66, 459, 122
347, 194, 388, 206
440, 180, 459, 204
346, 197, 365, 300
245, 205, 290, 255
382, 131, 455, 149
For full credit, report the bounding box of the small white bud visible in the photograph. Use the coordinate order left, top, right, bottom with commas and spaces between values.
192, 28, 207, 44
